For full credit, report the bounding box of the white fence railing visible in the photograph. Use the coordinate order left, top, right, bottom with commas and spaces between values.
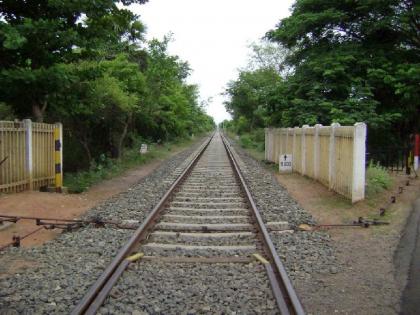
265, 123, 367, 202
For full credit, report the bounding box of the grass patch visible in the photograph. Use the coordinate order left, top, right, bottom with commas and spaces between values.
64, 135, 203, 193
365, 161, 393, 198
227, 129, 265, 161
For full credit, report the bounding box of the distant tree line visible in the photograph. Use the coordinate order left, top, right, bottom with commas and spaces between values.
0, 0, 214, 171
224, 0, 419, 149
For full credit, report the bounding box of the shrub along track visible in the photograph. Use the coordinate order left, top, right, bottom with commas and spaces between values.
71, 132, 304, 315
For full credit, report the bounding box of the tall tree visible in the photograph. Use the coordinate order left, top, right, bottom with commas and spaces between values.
0, 0, 147, 121
266, 0, 419, 144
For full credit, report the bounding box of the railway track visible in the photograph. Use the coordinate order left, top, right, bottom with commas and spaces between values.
71, 132, 305, 315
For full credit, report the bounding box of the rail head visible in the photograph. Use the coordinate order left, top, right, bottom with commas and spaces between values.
71, 133, 214, 315
220, 133, 305, 315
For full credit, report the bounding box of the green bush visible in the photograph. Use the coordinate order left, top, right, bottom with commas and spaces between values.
64, 134, 200, 193
239, 134, 253, 149
366, 162, 393, 197
237, 129, 265, 152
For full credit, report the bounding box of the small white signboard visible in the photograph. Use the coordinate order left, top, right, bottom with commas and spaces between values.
279, 154, 292, 173
140, 144, 148, 154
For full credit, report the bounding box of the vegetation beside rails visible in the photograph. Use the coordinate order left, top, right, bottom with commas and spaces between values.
223, 1, 418, 153
365, 162, 394, 199
64, 135, 205, 193
0, 1, 215, 175
225, 128, 266, 161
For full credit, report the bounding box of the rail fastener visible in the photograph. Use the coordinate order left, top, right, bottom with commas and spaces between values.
221, 133, 305, 315
126, 252, 144, 262
253, 253, 269, 265
71, 134, 214, 315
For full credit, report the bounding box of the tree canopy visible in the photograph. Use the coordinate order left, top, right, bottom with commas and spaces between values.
0, 0, 214, 170
225, 0, 419, 147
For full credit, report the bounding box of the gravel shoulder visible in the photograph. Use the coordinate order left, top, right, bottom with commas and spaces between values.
230, 138, 420, 315
0, 138, 204, 249
0, 136, 209, 314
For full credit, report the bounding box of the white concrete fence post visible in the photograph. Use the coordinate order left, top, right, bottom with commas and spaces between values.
23, 119, 33, 190
276, 129, 281, 164
265, 128, 268, 160
269, 128, 274, 162
266, 128, 270, 161
279, 129, 283, 158
329, 122, 340, 190
301, 125, 309, 175
292, 127, 298, 171
314, 124, 322, 180
352, 122, 367, 203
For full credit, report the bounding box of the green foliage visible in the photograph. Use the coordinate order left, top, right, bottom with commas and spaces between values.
239, 134, 253, 149
65, 147, 153, 193
64, 134, 203, 193
0, 102, 15, 120
224, 68, 282, 131
0, 2, 215, 174
366, 162, 393, 197
238, 129, 265, 152
268, 0, 419, 133
225, 0, 419, 149
0, 0, 148, 121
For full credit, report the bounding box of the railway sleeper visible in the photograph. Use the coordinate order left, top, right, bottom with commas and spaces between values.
141, 242, 257, 257
161, 214, 250, 224
148, 231, 257, 246
155, 222, 254, 232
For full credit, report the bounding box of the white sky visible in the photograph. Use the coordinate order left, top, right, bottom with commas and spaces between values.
129, 0, 294, 124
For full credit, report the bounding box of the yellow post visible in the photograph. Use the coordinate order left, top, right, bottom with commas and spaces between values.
54, 123, 63, 192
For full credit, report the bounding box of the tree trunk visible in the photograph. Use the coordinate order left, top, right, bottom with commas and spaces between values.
32, 100, 48, 123
117, 119, 129, 159
80, 139, 92, 164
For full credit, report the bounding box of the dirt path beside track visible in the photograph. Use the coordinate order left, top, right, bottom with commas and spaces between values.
0, 153, 178, 248
276, 172, 420, 314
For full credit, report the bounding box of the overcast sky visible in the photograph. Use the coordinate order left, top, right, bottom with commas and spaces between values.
129, 0, 294, 124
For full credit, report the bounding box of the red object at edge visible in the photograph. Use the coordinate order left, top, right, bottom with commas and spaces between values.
415, 134, 420, 156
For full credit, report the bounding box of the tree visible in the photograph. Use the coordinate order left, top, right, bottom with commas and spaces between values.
48, 55, 145, 161
224, 68, 283, 132
0, 0, 148, 122
246, 39, 289, 76
0, 3, 215, 172
266, 0, 419, 144
0, 102, 15, 120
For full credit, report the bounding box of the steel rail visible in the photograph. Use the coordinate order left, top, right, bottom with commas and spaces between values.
71, 134, 214, 315
221, 133, 305, 315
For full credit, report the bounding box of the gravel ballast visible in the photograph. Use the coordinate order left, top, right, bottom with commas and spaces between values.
0, 137, 209, 314
225, 137, 338, 283
0, 133, 340, 314
98, 262, 278, 315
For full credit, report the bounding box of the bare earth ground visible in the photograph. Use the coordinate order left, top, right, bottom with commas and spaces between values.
276, 171, 420, 315
0, 149, 187, 250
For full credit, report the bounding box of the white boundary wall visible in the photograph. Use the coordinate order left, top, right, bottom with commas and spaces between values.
265, 123, 367, 203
